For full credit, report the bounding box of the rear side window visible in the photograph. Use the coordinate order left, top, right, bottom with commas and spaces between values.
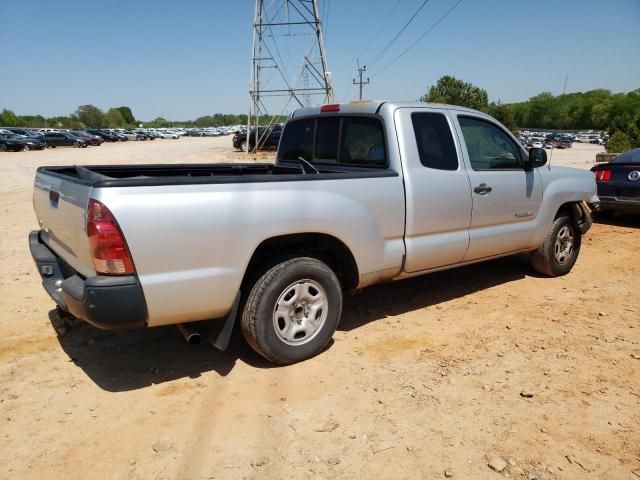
278, 118, 314, 161
411, 112, 458, 170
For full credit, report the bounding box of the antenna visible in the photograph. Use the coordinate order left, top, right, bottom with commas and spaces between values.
248, 0, 334, 153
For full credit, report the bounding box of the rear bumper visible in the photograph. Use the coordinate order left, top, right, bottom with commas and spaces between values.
596, 196, 640, 214
29, 230, 148, 329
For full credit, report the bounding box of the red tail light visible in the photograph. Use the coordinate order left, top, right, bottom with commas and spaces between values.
86, 199, 134, 275
320, 103, 340, 112
595, 170, 611, 181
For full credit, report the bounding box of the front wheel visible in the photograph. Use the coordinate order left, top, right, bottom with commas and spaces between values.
530, 215, 581, 277
241, 257, 342, 365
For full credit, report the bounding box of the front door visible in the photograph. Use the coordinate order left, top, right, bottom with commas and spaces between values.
453, 114, 543, 261
396, 107, 473, 273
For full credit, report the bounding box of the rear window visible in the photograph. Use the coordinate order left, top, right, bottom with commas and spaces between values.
278, 116, 387, 168
612, 148, 640, 164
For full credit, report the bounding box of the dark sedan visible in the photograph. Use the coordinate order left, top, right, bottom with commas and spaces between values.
87, 129, 121, 142
0, 133, 46, 151
0, 133, 28, 151
591, 148, 640, 216
71, 130, 103, 146
39, 132, 88, 148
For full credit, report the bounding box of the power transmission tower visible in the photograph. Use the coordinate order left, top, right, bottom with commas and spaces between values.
248, 0, 334, 152
352, 63, 369, 100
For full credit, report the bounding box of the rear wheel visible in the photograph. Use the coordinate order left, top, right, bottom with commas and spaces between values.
0, 144, 8, 152
73, 141, 81, 148
23, 144, 30, 151
241, 257, 342, 365
240, 140, 248, 152
530, 215, 581, 277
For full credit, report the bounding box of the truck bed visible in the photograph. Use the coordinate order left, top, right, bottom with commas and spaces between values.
38, 163, 395, 188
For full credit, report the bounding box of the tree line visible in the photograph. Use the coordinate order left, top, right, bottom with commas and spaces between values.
0, 105, 281, 130
421, 75, 639, 152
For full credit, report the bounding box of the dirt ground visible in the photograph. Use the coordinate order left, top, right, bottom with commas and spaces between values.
0, 138, 638, 479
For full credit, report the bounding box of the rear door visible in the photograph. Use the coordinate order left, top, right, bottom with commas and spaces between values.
396, 107, 473, 272
452, 114, 543, 260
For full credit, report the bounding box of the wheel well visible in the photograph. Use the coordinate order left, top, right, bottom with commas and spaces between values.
243, 233, 360, 290
555, 201, 587, 227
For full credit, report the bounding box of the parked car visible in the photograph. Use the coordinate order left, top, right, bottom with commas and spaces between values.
5, 128, 42, 138
39, 132, 88, 148
557, 140, 572, 149
120, 131, 145, 141
86, 129, 119, 142
590, 148, 640, 217
543, 142, 554, 149
0, 132, 47, 150
233, 124, 282, 151
29, 101, 597, 365
0, 133, 29, 151
71, 131, 103, 146
157, 131, 180, 139
531, 141, 543, 149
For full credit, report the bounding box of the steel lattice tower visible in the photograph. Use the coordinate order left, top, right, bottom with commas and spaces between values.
248, 0, 334, 151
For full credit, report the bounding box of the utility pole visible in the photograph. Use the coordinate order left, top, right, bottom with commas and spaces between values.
353, 63, 369, 100
562, 75, 568, 95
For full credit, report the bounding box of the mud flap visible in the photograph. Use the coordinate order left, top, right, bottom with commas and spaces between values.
209, 290, 241, 351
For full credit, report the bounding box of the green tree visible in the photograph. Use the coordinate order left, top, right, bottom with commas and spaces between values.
421, 75, 489, 111
0, 108, 18, 126
75, 105, 105, 128
487, 101, 516, 132
606, 131, 631, 153
105, 108, 125, 128
116, 106, 135, 125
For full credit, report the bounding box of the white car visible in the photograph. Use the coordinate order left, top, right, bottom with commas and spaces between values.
158, 131, 180, 139
531, 141, 543, 149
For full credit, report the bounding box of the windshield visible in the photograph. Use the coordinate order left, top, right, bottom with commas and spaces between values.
612, 148, 640, 164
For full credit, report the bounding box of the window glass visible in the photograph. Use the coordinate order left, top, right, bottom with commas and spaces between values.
411, 112, 458, 170
278, 118, 314, 161
339, 117, 386, 167
459, 116, 522, 170
315, 118, 339, 163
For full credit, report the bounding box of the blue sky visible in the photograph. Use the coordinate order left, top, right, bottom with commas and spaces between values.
1, 0, 638, 121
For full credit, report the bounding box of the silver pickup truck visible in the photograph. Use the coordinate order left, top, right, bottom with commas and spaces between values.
30, 101, 597, 364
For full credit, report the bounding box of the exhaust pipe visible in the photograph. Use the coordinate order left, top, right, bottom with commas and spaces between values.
177, 324, 201, 345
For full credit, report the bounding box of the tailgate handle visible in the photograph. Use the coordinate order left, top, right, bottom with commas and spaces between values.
49, 190, 60, 208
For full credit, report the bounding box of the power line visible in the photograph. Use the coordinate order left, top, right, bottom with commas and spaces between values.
371, 0, 464, 78
356, 0, 401, 62
365, 0, 432, 68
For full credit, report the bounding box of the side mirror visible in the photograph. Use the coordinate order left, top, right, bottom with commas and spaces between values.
525, 147, 547, 171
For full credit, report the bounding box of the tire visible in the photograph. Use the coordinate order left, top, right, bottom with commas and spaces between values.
240, 140, 248, 152
241, 257, 342, 365
23, 144, 30, 151
530, 215, 581, 277
0, 144, 7, 152
73, 141, 80, 148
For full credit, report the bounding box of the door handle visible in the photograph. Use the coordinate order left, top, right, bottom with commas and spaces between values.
473, 184, 492, 195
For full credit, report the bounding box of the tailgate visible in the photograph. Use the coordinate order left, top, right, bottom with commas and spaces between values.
33, 169, 96, 278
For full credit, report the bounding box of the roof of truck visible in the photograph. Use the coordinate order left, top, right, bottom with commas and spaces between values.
291, 100, 486, 118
